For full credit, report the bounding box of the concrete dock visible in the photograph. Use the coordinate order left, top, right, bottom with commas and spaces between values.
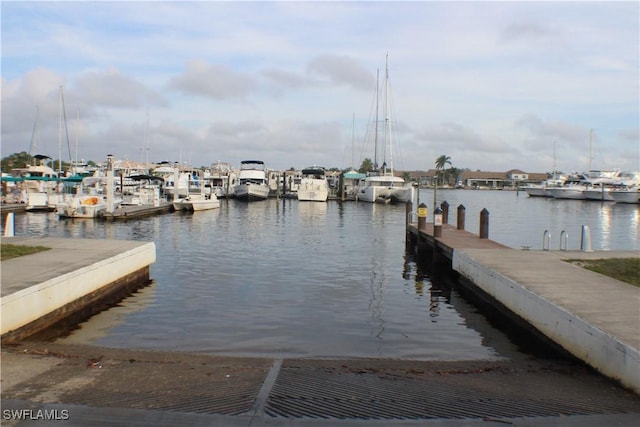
1, 237, 156, 343
407, 222, 640, 394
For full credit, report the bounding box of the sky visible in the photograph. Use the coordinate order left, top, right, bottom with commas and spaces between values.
1, 0, 638, 174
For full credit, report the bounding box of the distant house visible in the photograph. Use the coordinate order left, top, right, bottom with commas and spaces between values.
397, 169, 549, 189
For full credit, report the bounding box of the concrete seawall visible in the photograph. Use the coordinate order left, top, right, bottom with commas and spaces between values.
407, 221, 640, 394
452, 249, 640, 394
1, 237, 156, 343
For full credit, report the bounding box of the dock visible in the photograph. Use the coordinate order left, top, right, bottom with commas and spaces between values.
407, 219, 640, 394
1, 236, 156, 343
103, 203, 173, 220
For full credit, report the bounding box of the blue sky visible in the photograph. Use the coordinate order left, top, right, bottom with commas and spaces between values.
2, 0, 638, 173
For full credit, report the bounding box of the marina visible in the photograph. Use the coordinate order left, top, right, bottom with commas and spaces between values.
1, 189, 639, 424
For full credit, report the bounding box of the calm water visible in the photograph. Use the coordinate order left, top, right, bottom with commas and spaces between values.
8, 190, 638, 360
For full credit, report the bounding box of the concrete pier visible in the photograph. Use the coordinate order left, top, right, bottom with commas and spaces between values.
1, 236, 156, 343
407, 221, 640, 394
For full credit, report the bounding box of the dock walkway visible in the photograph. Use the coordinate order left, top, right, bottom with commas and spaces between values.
408, 222, 640, 393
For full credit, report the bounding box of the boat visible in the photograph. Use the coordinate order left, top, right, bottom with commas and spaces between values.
297, 167, 329, 202
356, 55, 413, 204
546, 173, 592, 200
173, 192, 220, 211
233, 160, 270, 201
57, 194, 107, 218
610, 186, 640, 204
522, 177, 566, 197
11, 155, 60, 211
120, 174, 165, 207
56, 176, 122, 218
204, 161, 238, 198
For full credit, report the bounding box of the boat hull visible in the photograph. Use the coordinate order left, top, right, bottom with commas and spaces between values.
611, 190, 640, 204
297, 179, 329, 202
547, 187, 587, 200
233, 183, 270, 201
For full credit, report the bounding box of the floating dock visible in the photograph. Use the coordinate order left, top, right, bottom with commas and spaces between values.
1, 236, 156, 343
407, 220, 640, 394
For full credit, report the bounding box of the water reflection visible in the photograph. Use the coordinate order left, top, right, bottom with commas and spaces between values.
7, 192, 637, 361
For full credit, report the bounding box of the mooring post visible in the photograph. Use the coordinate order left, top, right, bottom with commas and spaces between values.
3, 212, 15, 237
417, 202, 427, 231
405, 199, 413, 227
106, 154, 115, 214
434, 207, 443, 237
457, 204, 465, 230
479, 208, 489, 239
440, 201, 449, 225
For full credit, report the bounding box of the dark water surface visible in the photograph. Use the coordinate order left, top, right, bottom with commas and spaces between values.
10, 190, 638, 360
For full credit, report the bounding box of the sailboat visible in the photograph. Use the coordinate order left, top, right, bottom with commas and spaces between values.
357, 55, 413, 204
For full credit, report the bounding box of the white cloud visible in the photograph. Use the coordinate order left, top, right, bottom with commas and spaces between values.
1, 1, 638, 173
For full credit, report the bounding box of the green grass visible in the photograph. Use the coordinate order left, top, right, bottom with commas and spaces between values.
1, 244, 51, 261
568, 258, 640, 287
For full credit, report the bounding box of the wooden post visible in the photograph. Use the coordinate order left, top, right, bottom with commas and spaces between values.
479, 208, 489, 239
441, 200, 449, 224
434, 207, 443, 237
457, 204, 465, 230
418, 203, 427, 231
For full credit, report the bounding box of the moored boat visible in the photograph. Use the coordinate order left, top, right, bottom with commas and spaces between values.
297, 167, 329, 202
233, 160, 270, 201
173, 193, 220, 211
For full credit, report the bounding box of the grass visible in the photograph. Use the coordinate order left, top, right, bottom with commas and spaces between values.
567, 258, 640, 287
1, 244, 51, 261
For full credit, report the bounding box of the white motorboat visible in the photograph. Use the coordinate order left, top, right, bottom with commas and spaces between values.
57, 194, 107, 218
610, 185, 640, 204
205, 161, 238, 198
233, 160, 270, 201
173, 193, 220, 211
522, 177, 566, 197
297, 167, 329, 202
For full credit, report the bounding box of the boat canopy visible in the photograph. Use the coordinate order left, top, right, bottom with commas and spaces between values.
344, 170, 366, 180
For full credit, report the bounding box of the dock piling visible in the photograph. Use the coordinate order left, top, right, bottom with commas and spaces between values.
457, 204, 465, 230
581, 225, 593, 252
479, 208, 489, 239
3, 212, 15, 237
441, 201, 449, 224
417, 203, 427, 231
434, 207, 443, 238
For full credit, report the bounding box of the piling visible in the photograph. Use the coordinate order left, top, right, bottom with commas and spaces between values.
441, 201, 449, 225
417, 203, 427, 231
3, 212, 14, 237
479, 208, 489, 239
457, 204, 466, 230
433, 207, 443, 238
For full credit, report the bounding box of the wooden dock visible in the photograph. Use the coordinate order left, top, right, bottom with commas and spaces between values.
406, 217, 640, 394
104, 203, 173, 220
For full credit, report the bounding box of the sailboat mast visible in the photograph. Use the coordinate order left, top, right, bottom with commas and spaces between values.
351, 112, 355, 169
374, 69, 379, 170
28, 107, 39, 162
58, 86, 63, 175
552, 140, 557, 179
588, 128, 593, 171
385, 53, 394, 177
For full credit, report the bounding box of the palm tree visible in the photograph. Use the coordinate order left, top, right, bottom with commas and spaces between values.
435, 155, 452, 186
